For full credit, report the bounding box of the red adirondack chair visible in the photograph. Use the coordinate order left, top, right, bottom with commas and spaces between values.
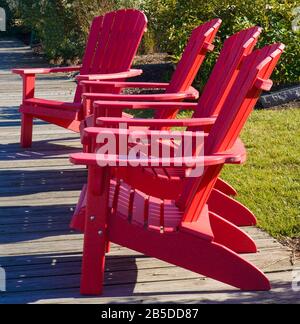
79, 18, 222, 125
70, 43, 284, 295
71, 27, 262, 230
12, 9, 148, 148
92, 26, 262, 198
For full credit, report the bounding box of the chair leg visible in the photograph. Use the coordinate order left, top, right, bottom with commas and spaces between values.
109, 214, 271, 291
215, 178, 237, 196
20, 113, 33, 148
80, 167, 110, 295
81, 223, 106, 295
208, 189, 257, 226
209, 211, 257, 253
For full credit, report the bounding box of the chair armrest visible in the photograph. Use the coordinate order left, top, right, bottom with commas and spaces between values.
93, 100, 199, 111
83, 92, 196, 102
216, 138, 247, 164
80, 128, 246, 165
76, 69, 143, 81
12, 66, 82, 75
80, 81, 170, 89
97, 117, 216, 128
70, 150, 241, 168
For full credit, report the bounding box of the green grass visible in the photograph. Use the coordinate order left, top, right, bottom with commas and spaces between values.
220, 108, 300, 239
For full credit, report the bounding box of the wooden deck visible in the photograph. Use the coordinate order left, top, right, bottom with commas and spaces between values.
0, 38, 299, 304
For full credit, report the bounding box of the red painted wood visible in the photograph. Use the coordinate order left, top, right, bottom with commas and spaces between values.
20, 105, 79, 121
214, 178, 238, 196
157, 19, 222, 119
192, 26, 262, 121
108, 213, 270, 292
208, 211, 257, 253
82, 81, 171, 89
93, 26, 262, 128
93, 100, 198, 112
70, 43, 283, 296
97, 116, 216, 128
24, 98, 82, 112
80, 166, 111, 295
70, 151, 238, 168
84, 19, 221, 120
13, 66, 81, 75
13, 9, 147, 147
20, 74, 36, 147
91, 43, 282, 230
179, 44, 285, 220
83, 91, 197, 103
88, 27, 262, 209
20, 111, 33, 148
78, 121, 251, 227
208, 189, 257, 226
22, 75, 36, 100
76, 69, 143, 82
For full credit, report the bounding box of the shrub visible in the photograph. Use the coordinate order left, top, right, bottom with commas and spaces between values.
142, 0, 300, 85
2, 0, 299, 85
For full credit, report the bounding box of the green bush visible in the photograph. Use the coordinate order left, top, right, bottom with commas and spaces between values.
2, 0, 299, 85
142, 0, 300, 85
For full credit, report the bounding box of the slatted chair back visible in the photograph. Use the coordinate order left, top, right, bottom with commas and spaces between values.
74, 9, 148, 102
155, 19, 222, 119
177, 44, 284, 222
191, 26, 262, 122
158, 27, 261, 179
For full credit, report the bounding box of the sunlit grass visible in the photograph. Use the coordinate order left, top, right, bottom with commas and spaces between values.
221, 108, 300, 238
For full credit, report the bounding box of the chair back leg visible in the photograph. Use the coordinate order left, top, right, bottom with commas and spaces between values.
20, 112, 33, 148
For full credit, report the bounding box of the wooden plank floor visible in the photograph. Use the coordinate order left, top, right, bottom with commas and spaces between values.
0, 38, 299, 304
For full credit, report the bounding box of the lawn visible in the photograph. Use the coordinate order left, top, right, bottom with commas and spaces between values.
220, 107, 300, 239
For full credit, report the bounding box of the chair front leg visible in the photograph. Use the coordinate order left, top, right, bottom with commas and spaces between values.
20, 110, 33, 148
20, 74, 36, 148
80, 165, 111, 295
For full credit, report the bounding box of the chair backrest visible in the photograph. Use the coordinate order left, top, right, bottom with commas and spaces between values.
191, 26, 262, 121
155, 19, 222, 119
74, 9, 148, 102
177, 43, 284, 222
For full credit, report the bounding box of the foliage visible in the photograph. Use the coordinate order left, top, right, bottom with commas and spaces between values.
142, 0, 300, 85
1, 0, 299, 84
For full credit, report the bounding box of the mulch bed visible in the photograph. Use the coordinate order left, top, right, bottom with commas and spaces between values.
280, 238, 300, 262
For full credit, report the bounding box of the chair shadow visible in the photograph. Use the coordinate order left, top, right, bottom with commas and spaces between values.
0, 250, 297, 304
0, 140, 85, 198
0, 138, 81, 162
0, 168, 86, 197
0, 203, 82, 244
0, 252, 139, 304
0, 139, 86, 244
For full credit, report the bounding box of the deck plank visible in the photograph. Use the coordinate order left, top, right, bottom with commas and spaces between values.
0, 38, 299, 304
